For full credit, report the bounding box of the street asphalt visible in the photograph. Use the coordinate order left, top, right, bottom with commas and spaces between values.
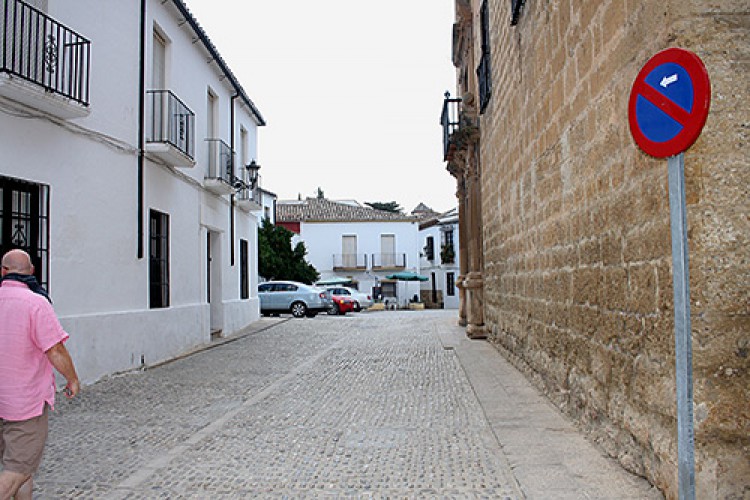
30, 309, 663, 499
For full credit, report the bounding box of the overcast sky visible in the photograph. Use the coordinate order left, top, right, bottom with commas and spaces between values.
184, 0, 457, 214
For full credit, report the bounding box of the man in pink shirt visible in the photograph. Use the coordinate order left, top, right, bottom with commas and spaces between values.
0, 250, 79, 500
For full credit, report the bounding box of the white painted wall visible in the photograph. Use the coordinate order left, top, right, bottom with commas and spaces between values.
0, 0, 263, 383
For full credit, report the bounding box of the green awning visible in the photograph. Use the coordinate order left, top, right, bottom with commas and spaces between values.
385, 272, 429, 282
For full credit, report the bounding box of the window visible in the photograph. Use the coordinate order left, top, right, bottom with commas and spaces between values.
510, 0, 525, 26
152, 30, 167, 89
441, 228, 455, 264
477, 0, 492, 113
149, 210, 170, 308
381, 234, 396, 267
381, 282, 396, 298
240, 239, 249, 299
425, 236, 435, 261
447, 272, 456, 296
0, 176, 49, 290
342, 235, 357, 268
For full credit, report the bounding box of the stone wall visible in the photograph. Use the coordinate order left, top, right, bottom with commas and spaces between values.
476, 1, 748, 497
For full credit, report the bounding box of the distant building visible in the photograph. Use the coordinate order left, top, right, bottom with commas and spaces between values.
276, 198, 421, 306
419, 208, 460, 309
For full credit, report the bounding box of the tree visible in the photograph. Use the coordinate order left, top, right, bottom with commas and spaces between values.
258, 219, 319, 284
365, 201, 403, 213
316, 187, 325, 199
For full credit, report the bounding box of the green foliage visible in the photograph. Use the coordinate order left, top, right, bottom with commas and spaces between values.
365, 201, 403, 213
258, 219, 320, 284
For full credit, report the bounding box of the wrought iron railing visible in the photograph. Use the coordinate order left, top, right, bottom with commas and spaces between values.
206, 138, 234, 185
146, 90, 195, 160
440, 92, 461, 160
371, 253, 406, 269
333, 253, 368, 270
1, 0, 90, 105
236, 184, 262, 205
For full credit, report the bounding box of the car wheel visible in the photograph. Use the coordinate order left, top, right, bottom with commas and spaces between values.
291, 302, 307, 318
353, 301, 361, 312
327, 304, 339, 315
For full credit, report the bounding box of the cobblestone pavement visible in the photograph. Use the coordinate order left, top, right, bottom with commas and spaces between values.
30, 310, 661, 499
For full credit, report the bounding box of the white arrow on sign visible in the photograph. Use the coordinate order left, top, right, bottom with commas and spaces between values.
661, 74, 678, 88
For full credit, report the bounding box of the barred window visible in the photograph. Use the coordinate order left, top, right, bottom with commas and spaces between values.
0, 176, 49, 290
447, 272, 456, 297
477, 0, 492, 113
149, 210, 170, 308
240, 238, 249, 299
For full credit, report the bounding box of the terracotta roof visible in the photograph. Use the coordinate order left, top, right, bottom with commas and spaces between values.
276, 198, 419, 223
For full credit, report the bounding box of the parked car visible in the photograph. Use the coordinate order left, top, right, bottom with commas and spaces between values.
324, 286, 373, 312
327, 294, 356, 315
258, 281, 332, 318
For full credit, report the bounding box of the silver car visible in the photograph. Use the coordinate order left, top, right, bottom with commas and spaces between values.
324, 286, 373, 311
258, 281, 332, 318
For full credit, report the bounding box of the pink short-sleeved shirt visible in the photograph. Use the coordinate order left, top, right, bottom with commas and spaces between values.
0, 280, 69, 421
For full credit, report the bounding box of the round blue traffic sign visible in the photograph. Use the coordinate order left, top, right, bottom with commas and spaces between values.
629, 48, 710, 158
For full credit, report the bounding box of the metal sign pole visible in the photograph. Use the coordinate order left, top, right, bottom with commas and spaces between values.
667, 153, 696, 500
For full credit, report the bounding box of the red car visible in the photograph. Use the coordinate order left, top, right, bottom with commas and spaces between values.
327, 294, 356, 315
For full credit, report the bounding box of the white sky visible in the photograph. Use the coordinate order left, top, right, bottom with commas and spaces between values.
184, 0, 457, 214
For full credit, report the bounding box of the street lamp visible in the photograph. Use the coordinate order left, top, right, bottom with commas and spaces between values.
245, 160, 261, 189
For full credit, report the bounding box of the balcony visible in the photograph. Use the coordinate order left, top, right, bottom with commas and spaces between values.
440, 92, 460, 161
333, 253, 368, 271
236, 185, 262, 212
371, 253, 406, 270
0, 0, 90, 119
146, 90, 195, 167
204, 138, 234, 195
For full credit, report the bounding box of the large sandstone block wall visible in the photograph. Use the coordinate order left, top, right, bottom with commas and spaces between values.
477, 1, 748, 498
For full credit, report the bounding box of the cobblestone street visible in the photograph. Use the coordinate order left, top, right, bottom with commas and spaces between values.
33, 310, 660, 499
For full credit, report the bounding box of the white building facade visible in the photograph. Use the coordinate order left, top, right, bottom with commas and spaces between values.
419, 209, 460, 309
0, 0, 266, 383
276, 199, 422, 306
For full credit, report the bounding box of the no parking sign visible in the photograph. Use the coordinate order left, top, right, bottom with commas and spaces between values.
629, 48, 710, 158
629, 48, 711, 500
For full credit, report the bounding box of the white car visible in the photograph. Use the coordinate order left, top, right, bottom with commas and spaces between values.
324, 286, 373, 312
259, 281, 332, 318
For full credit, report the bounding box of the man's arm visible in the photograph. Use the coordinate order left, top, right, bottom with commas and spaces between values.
45, 342, 80, 398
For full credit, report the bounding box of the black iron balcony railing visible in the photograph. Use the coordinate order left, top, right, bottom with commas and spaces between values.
1, 0, 90, 105
333, 253, 368, 270
146, 90, 195, 160
371, 253, 406, 269
440, 92, 461, 161
236, 184, 261, 205
206, 138, 234, 185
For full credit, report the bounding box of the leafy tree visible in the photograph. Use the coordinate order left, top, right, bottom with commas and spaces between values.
258, 219, 319, 284
316, 187, 325, 199
365, 201, 403, 213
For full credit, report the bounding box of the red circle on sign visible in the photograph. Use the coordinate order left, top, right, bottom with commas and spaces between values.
628, 48, 711, 158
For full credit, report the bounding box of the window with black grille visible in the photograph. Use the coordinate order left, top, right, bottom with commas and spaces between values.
149, 210, 170, 308
447, 272, 456, 297
510, 0, 525, 26
240, 238, 249, 299
0, 176, 49, 290
477, 0, 492, 114
425, 236, 435, 261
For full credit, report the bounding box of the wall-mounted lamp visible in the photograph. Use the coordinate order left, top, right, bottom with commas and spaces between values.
245, 160, 261, 189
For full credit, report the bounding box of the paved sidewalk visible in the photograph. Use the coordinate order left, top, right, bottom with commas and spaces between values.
29, 310, 661, 499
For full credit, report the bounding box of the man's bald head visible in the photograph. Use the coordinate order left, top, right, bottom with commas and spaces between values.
1, 249, 34, 276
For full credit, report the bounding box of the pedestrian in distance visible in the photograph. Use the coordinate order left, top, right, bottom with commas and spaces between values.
0, 249, 80, 500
